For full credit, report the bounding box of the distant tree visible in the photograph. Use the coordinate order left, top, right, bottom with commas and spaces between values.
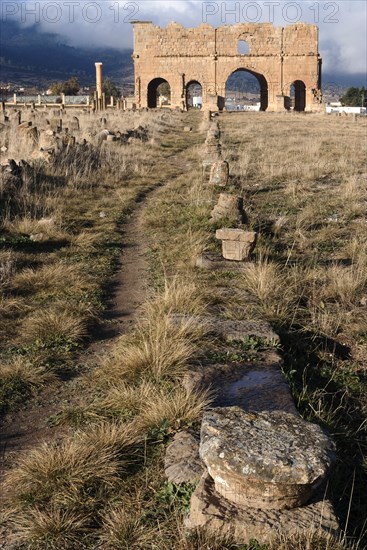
50, 76, 80, 96
340, 87, 366, 107
103, 78, 121, 99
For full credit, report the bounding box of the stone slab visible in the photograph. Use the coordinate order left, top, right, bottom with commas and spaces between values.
209, 160, 229, 187
182, 354, 298, 415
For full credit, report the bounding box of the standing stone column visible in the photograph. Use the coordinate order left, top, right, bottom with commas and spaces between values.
95, 62, 103, 110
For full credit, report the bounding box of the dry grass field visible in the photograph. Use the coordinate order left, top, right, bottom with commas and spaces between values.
0, 109, 366, 549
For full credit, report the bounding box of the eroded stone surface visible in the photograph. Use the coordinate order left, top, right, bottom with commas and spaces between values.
211, 193, 245, 223
200, 408, 336, 510
185, 474, 340, 543
216, 229, 257, 261
209, 161, 229, 187
164, 431, 204, 484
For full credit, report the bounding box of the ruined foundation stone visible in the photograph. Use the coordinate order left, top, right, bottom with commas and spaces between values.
209, 161, 229, 187
216, 228, 257, 261
186, 474, 339, 543
69, 117, 80, 131
200, 408, 336, 510
211, 193, 245, 223
182, 353, 298, 415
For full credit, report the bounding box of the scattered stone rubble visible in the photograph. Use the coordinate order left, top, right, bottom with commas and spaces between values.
164, 116, 339, 544
0, 107, 151, 167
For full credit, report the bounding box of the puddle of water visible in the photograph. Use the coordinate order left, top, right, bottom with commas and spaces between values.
227, 369, 275, 394
214, 367, 296, 413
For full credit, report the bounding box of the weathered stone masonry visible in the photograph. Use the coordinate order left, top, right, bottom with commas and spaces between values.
132, 21, 322, 112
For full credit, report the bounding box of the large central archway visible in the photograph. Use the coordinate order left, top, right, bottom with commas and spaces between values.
147, 78, 171, 108
225, 68, 268, 111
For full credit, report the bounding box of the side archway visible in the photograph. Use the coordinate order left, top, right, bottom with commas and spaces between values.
186, 80, 203, 109
224, 68, 268, 111
290, 80, 306, 111
147, 78, 171, 108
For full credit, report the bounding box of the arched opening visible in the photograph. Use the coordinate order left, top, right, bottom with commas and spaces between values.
147, 78, 171, 108
238, 40, 250, 55
225, 68, 268, 111
290, 80, 306, 111
186, 80, 202, 109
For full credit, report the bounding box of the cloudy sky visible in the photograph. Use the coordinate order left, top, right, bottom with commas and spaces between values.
3, 1, 367, 74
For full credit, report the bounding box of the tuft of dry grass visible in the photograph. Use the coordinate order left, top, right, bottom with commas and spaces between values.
320, 264, 367, 307
0, 356, 53, 388
7, 505, 91, 549
69, 230, 106, 250
241, 256, 300, 323
242, 257, 285, 302
20, 308, 88, 345
95, 379, 156, 420
0, 295, 25, 317
0, 250, 16, 284
11, 262, 95, 296
266, 531, 350, 550
77, 420, 143, 455
6, 439, 120, 509
4, 421, 145, 546
137, 384, 211, 433
155, 275, 207, 316
3, 215, 68, 241
100, 311, 203, 384
0, 356, 54, 413
99, 506, 159, 549
341, 174, 366, 202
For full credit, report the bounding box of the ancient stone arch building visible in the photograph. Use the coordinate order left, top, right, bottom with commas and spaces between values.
132, 21, 323, 112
